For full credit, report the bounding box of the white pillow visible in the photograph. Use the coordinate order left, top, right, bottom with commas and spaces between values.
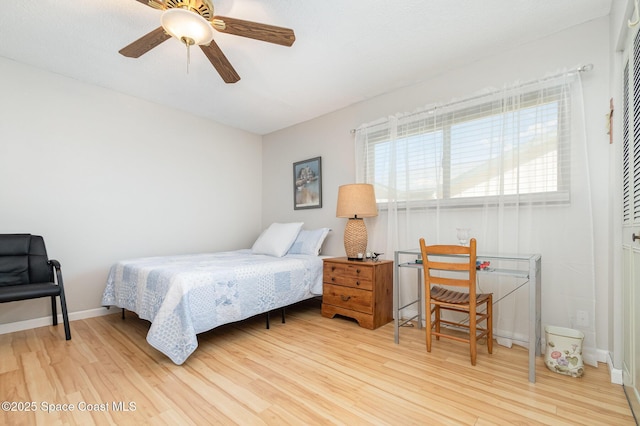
251, 222, 304, 257
287, 228, 331, 255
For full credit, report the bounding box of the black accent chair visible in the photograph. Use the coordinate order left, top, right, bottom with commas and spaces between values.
0, 234, 71, 340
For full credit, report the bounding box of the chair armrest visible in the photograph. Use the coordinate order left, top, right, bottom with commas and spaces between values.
48, 259, 64, 287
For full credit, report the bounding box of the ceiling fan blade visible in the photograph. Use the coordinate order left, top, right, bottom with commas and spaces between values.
200, 41, 241, 84
119, 27, 171, 58
134, 0, 165, 8
213, 16, 295, 47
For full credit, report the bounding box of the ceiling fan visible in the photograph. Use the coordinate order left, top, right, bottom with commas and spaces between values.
120, 0, 296, 83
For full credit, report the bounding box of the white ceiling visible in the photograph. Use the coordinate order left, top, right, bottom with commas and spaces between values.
0, 0, 612, 135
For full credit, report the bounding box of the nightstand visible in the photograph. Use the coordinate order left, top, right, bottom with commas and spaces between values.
321, 257, 393, 329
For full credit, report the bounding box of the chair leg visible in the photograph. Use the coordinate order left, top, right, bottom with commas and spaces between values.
58, 292, 71, 341
487, 296, 493, 354
425, 302, 433, 352
469, 307, 477, 366
434, 305, 441, 341
51, 296, 58, 326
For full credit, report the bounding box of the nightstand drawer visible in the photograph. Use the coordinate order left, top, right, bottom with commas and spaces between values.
323, 263, 373, 290
323, 283, 372, 314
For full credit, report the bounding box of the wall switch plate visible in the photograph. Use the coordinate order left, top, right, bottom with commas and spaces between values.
576, 310, 588, 327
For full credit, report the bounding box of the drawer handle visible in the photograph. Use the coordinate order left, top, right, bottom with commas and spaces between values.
331, 277, 336, 282
356, 281, 360, 286
356, 269, 361, 274
332, 266, 336, 271
340, 295, 351, 302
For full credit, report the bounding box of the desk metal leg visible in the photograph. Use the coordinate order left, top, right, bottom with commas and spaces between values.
394, 251, 400, 344
528, 256, 542, 383
394, 254, 423, 344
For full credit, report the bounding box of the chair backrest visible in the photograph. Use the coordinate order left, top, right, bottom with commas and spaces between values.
0, 234, 51, 286
419, 238, 477, 298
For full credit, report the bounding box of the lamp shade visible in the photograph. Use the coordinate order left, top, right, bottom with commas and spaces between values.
336, 184, 378, 218
161, 8, 214, 46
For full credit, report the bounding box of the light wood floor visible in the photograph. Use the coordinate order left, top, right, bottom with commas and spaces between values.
0, 299, 635, 425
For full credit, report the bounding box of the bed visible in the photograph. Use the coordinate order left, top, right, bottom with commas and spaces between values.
101, 223, 329, 364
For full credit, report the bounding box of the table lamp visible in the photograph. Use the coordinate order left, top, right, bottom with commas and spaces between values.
336, 184, 378, 260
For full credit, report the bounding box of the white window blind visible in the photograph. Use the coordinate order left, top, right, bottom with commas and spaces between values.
356, 75, 575, 208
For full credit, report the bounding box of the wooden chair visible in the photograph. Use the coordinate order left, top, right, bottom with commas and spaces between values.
419, 237, 492, 365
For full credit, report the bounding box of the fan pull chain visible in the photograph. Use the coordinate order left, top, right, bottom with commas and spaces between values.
186, 43, 191, 74
179, 36, 195, 75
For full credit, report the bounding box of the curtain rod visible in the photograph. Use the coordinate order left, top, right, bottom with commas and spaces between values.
349, 64, 593, 134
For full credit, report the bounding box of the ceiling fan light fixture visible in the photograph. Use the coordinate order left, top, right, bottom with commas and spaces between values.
161, 8, 214, 46
120, 0, 295, 83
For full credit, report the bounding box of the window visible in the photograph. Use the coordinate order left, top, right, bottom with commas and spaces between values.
357, 78, 573, 207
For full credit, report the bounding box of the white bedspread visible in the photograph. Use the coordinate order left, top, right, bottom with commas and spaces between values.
101, 249, 323, 364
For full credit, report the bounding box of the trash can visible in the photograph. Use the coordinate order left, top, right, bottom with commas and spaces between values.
544, 325, 584, 377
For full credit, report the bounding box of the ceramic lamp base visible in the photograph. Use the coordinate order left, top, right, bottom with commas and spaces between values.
344, 218, 368, 260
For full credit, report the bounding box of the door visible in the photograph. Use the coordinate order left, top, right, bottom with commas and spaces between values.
621, 23, 640, 421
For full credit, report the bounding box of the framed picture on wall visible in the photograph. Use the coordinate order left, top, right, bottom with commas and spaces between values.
293, 157, 322, 210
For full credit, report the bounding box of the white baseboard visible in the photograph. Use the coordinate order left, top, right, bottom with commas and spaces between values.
0, 306, 118, 335
606, 351, 624, 385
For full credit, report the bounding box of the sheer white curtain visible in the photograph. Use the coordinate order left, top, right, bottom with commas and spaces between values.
355, 70, 597, 363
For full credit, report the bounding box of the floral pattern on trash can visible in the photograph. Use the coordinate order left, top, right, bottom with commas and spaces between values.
544, 326, 584, 378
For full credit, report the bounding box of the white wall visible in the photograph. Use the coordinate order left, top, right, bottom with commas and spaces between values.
0, 57, 263, 323
263, 18, 613, 352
